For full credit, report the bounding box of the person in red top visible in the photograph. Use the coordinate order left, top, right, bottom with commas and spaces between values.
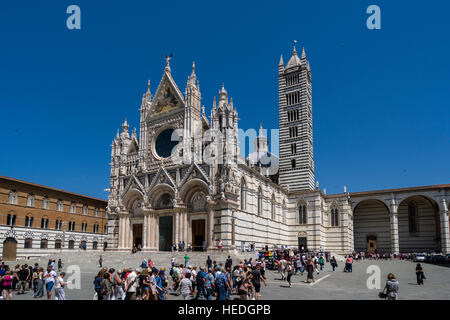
1, 271, 14, 300
345, 256, 353, 272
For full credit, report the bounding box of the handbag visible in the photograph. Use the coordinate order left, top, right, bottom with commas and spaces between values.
378, 292, 387, 299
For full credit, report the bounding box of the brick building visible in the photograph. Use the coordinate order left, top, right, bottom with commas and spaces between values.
0, 175, 108, 260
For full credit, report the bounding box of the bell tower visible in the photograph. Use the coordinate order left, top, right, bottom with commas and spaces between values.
278, 46, 315, 191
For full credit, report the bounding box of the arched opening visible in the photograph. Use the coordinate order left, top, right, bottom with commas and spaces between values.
298, 203, 307, 224
2, 237, 17, 260
55, 239, 62, 249
353, 199, 391, 253
40, 239, 48, 249
257, 187, 263, 216
68, 240, 75, 249
93, 241, 98, 250
24, 238, 33, 249
240, 179, 247, 211
398, 195, 439, 253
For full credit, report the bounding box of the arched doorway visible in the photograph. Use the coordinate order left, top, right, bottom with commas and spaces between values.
2, 237, 17, 261
353, 199, 391, 253
159, 216, 173, 251
93, 241, 98, 250
68, 240, 75, 249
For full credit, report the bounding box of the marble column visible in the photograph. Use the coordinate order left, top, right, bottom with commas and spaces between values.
118, 215, 124, 249
389, 202, 400, 254
174, 211, 179, 247
207, 206, 215, 250
440, 209, 449, 254
142, 211, 149, 249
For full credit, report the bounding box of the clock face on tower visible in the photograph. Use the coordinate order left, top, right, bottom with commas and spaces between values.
154, 128, 179, 158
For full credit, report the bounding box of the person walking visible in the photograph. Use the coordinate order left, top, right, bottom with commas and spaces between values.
124, 268, 139, 300
218, 239, 223, 252
100, 272, 112, 300
180, 272, 193, 300
206, 256, 212, 270
305, 258, 315, 283
416, 264, 426, 285
54, 272, 69, 300
33, 267, 44, 298
1, 271, 13, 300
185, 253, 190, 267
112, 269, 125, 300
318, 255, 325, 271
44, 266, 57, 300
204, 269, 215, 300
99, 255, 103, 268
279, 257, 287, 280
57, 259, 63, 272
194, 267, 207, 300
287, 262, 294, 288
330, 256, 338, 271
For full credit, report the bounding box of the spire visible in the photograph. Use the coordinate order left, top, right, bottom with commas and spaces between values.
187, 61, 197, 87
120, 118, 130, 139
146, 80, 151, 93
259, 122, 263, 136
279, 54, 284, 66
301, 47, 306, 59
219, 83, 228, 106
286, 45, 302, 69
122, 118, 129, 131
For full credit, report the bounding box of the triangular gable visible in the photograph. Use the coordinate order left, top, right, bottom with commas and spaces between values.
128, 137, 139, 154
148, 70, 185, 120
179, 162, 210, 188
148, 166, 176, 191
121, 174, 145, 197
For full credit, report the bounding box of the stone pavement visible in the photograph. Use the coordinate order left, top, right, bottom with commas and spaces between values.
4, 253, 450, 300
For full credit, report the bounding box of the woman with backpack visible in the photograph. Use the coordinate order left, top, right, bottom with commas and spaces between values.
318, 256, 325, 271
93, 270, 104, 300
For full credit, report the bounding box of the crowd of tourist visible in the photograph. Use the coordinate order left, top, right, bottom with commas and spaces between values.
0, 246, 433, 301
0, 258, 69, 300
91, 255, 269, 300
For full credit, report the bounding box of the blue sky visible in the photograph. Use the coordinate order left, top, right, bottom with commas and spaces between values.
1, 1, 449, 199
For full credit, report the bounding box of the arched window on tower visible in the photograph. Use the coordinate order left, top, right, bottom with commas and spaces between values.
298, 204, 307, 224
291, 159, 296, 169
240, 179, 247, 211
408, 202, 419, 234
257, 187, 263, 216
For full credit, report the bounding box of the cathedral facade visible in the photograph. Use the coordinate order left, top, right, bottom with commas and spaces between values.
106, 48, 450, 255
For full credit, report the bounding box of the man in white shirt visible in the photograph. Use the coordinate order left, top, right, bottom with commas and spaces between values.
44, 266, 57, 300
125, 268, 139, 300
54, 272, 69, 300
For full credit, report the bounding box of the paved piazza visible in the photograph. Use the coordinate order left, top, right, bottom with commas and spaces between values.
4, 252, 450, 300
